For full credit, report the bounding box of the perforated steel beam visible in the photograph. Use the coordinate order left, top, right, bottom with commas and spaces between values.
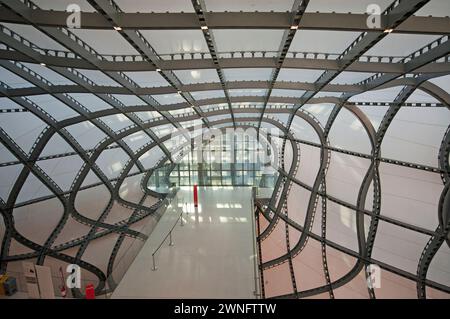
261, 0, 438, 298
2, 47, 449, 74
191, 0, 235, 128
258, 0, 310, 130
1, 76, 447, 100
0, 9, 448, 34
85, 0, 210, 128
0, 18, 176, 162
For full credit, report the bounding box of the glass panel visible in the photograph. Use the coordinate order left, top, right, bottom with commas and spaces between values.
147, 132, 278, 191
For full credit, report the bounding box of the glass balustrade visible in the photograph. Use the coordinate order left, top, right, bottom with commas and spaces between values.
147, 163, 277, 193
101, 187, 180, 297
148, 131, 278, 194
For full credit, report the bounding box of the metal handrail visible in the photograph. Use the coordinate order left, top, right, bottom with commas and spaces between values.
151, 202, 186, 271
250, 187, 262, 299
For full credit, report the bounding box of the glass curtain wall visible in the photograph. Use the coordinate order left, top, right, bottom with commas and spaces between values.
148, 132, 277, 190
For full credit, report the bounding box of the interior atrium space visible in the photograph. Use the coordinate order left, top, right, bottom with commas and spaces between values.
0, 0, 449, 303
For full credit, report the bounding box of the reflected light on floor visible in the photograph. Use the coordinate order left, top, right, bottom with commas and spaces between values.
216, 203, 243, 209
190, 215, 203, 222
179, 202, 201, 213
219, 216, 248, 223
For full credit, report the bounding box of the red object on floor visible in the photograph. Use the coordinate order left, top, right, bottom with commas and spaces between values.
85, 284, 95, 299
193, 184, 198, 207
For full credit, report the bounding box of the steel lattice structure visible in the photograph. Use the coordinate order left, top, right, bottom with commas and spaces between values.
0, 0, 449, 299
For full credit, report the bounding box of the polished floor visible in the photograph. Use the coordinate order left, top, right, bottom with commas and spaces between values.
112, 186, 258, 299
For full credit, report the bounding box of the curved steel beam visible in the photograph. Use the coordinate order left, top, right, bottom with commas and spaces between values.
0, 9, 448, 34
2, 47, 449, 74
190, 0, 236, 128
2, 76, 449, 99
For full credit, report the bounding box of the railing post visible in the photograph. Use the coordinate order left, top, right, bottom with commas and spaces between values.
180, 203, 186, 226
169, 231, 174, 246
152, 254, 157, 271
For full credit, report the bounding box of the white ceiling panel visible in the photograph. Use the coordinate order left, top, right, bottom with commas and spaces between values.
224, 68, 273, 82
0, 67, 33, 88
152, 93, 186, 105
96, 148, 130, 179
69, 29, 139, 55
139, 147, 164, 169
66, 94, 113, 112
14, 174, 54, 205
372, 221, 430, 274
27, 95, 79, 120
205, 0, 294, 12
427, 245, 450, 288
302, 103, 334, 127
305, 0, 392, 13
2, 23, 67, 50
0, 98, 22, 111
414, 0, 450, 17
76, 69, 121, 87
174, 69, 220, 84
213, 30, 284, 52
38, 155, 84, 191
349, 87, 405, 103
22, 63, 74, 85
191, 90, 225, 100
169, 108, 192, 117
377, 164, 441, 232
201, 103, 228, 112
290, 30, 361, 55
382, 107, 450, 167
207, 114, 233, 122
40, 134, 73, 157
365, 34, 442, 57
405, 91, 440, 104
0, 144, 18, 164
429, 74, 450, 92
290, 115, 321, 144
228, 89, 266, 97
115, 0, 195, 12
314, 91, 343, 98
328, 107, 372, 154
235, 103, 264, 109
0, 113, 46, 154
32, 0, 95, 11
122, 131, 152, 152
134, 111, 162, 122
111, 94, 146, 106
271, 89, 305, 98
134, 111, 161, 122
181, 119, 203, 128
327, 153, 371, 205
100, 114, 134, 131
65, 121, 107, 150
277, 68, 324, 83
234, 113, 259, 119
124, 71, 170, 88
153, 124, 175, 138
0, 164, 22, 201
357, 105, 389, 131
140, 30, 208, 55
330, 72, 374, 85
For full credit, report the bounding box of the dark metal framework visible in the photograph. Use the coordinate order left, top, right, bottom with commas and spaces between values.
0, 0, 449, 299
